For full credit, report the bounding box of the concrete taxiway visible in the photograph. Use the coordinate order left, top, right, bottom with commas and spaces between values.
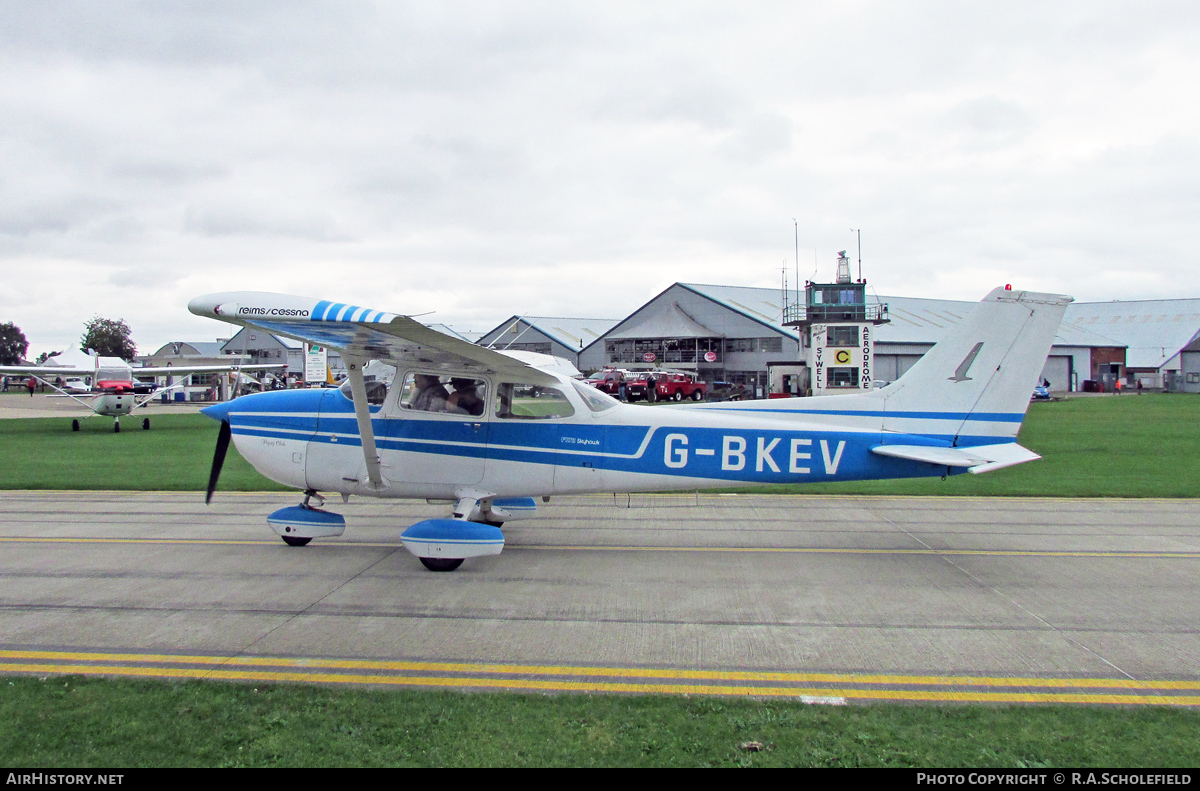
1, 491, 1197, 704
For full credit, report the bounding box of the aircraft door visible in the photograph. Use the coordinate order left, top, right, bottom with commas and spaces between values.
374, 374, 489, 486
306, 383, 387, 492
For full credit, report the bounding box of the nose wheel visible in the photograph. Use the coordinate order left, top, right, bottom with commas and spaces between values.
266, 490, 346, 547
419, 557, 464, 572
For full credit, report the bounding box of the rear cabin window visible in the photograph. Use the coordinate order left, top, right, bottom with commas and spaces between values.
496, 383, 575, 420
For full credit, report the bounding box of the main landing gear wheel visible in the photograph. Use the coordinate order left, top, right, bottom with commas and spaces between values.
420, 557, 464, 572
71, 419, 79, 432
142, 418, 150, 430
282, 536, 312, 547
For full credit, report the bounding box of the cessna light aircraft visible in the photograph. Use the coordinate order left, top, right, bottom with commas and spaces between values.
0, 350, 284, 432
191, 286, 1070, 571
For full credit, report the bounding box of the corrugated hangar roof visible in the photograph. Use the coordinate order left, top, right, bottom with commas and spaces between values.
424, 323, 482, 343
484, 316, 620, 351
679, 283, 800, 339
607, 302, 721, 339
682, 283, 977, 344
679, 284, 1200, 364
1061, 299, 1200, 368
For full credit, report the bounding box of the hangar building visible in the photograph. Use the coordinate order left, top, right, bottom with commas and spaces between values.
576, 282, 1200, 394
478, 316, 619, 367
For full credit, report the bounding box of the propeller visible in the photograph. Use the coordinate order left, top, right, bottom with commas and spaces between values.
205, 420, 231, 504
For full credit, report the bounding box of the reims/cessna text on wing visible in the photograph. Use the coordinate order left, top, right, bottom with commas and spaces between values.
190, 287, 1071, 571
0, 350, 284, 432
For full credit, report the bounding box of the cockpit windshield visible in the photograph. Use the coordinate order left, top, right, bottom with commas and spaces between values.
339, 378, 389, 406
572, 380, 619, 412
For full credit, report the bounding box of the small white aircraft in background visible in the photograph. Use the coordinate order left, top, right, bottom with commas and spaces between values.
190, 286, 1071, 571
0, 350, 285, 432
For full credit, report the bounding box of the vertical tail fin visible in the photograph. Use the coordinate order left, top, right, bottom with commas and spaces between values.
880, 287, 1072, 443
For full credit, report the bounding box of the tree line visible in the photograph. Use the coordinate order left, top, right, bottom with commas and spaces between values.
0, 317, 138, 365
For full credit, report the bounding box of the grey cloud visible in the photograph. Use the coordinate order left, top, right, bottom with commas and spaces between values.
716, 112, 795, 164
183, 203, 351, 242
3, 2, 1200, 350
945, 96, 1033, 150
106, 265, 185, 288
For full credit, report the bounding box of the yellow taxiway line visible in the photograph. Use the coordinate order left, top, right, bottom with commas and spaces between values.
0, 649, 1196, 705
1, 536, 1198, 558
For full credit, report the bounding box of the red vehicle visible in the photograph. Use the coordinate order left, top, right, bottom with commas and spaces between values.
624, 373, 661, 402
652, 372, 707, 402
584, 369, 627, 396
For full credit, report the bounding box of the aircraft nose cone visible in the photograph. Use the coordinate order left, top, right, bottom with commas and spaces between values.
201, 401, 233, 422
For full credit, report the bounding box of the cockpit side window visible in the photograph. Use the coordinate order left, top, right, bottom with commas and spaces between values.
495, 383, 576, 419
397, 373, 488, 416
338, 378, 389, 406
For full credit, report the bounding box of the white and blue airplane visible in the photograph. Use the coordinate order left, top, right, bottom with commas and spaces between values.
190, 286, 1071, 571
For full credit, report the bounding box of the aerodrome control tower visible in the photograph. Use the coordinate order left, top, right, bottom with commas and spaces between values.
783, 251, 890, 396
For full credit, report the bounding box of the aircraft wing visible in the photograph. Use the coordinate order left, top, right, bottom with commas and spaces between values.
188, 292, 560, 386
0, 365, 90, 376
0, 363, 285, 377
134, 363, 287, 376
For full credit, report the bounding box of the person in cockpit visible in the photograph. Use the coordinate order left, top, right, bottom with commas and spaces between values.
447, 378, 485, 416
411, 374, 449, 412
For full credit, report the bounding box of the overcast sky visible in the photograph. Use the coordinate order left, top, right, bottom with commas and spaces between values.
2, 1, 1198, 357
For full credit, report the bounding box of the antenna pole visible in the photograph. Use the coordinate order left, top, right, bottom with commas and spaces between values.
851, 228, 862, 282
793, 218, 799, 308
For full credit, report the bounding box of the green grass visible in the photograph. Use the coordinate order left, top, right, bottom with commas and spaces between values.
1, 395, 1198, 496
0, 413, 286, 491
726, 394, 1200, 498
2, 676, 1198, 767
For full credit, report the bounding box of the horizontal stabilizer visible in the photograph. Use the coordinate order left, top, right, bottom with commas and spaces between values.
871, 442, 1040, 474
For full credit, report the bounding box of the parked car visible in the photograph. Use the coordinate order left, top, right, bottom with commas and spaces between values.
705, 381, 747, 402
625, 373, 652, 401
1032, 384, 1050, 400
61, 378, 92, 394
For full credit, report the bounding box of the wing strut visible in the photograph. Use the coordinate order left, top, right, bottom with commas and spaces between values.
345, 356, 384, 488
